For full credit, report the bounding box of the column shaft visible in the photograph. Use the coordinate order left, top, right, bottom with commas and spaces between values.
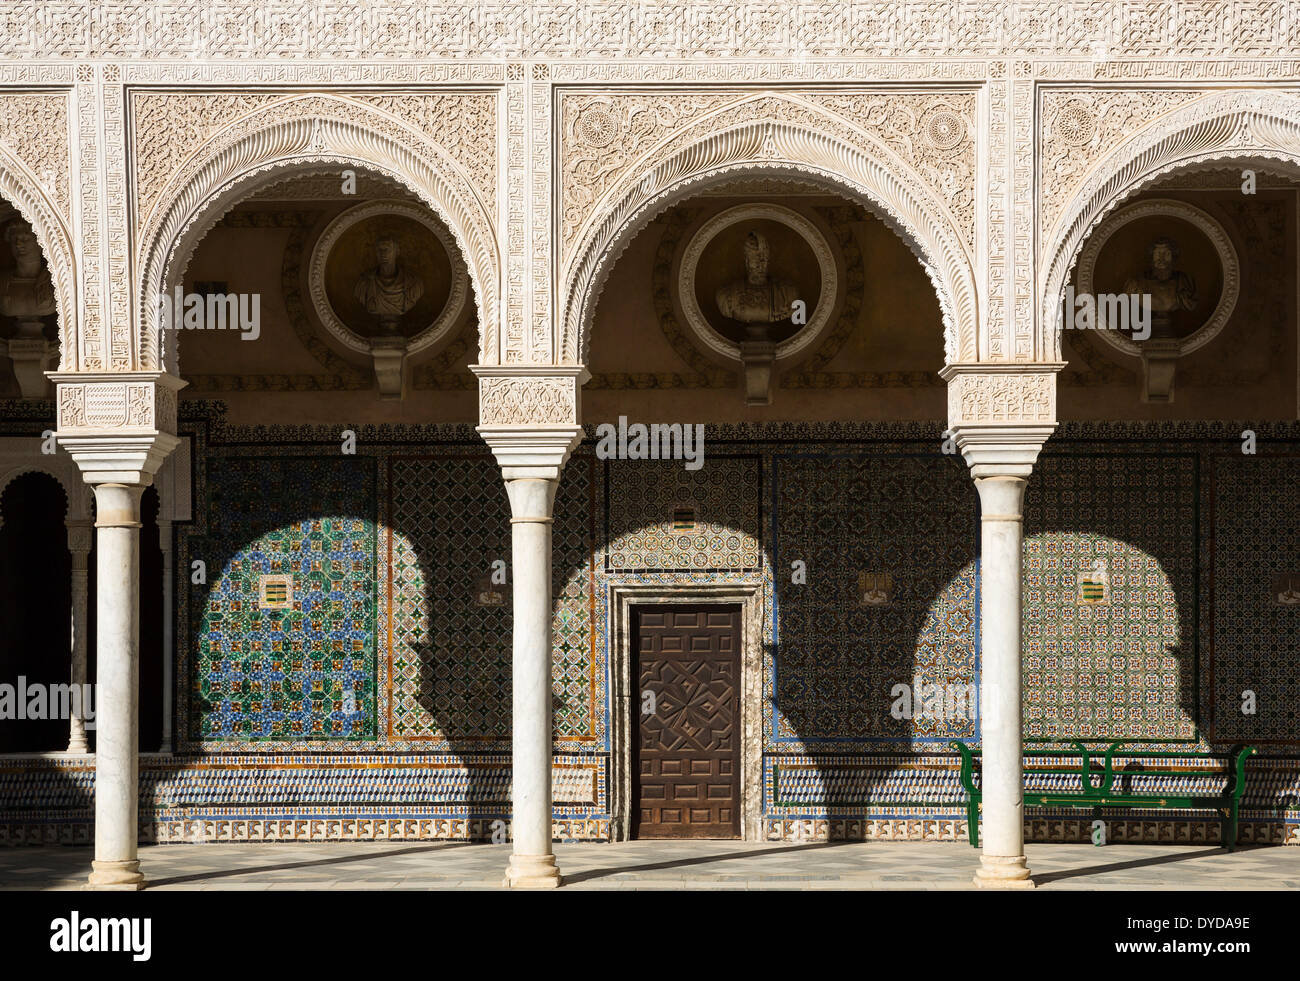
974, 475, 1033, 888
502, 476, 561, 888
159, 521, 174, 753
66, 523, 92, 754
86, 483, 146, 891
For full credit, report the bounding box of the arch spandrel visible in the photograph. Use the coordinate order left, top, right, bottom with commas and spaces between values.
0, 145, 76, 371
1039, 91, 1300, 363
559, 93, 979, 368
132, 94, 501, 375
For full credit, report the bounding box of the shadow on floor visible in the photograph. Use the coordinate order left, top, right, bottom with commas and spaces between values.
561, 840, 859, 885
1030, 845, 1244, 886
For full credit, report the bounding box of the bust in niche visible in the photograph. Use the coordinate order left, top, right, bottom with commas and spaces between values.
1123, 236, 1198, 339
0, 222, 56, 335
353, 235, 424, 330
714, 230, 800, 336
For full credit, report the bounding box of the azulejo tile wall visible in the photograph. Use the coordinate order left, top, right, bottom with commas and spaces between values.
387, 453, 597, 744
771, 452, 977, 746
1210, 454, 1300, 744
188, 455, 378, 742
0, 406, 1296, 845
1023, 453, 1198, 743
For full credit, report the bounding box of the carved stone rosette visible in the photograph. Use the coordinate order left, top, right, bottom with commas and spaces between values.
49, 371, 186, 484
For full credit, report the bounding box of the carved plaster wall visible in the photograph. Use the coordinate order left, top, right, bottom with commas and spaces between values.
0, 92, 76, 363
0, 3, 1296, 427
559, 91, 979, 368
129, 92, 500, 374
1040, 90, 1300, 361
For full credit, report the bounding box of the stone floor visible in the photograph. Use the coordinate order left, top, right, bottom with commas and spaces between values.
0, 840, 1297, 890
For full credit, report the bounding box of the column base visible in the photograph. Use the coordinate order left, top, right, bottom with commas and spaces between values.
85, 859, 146, 891
502, 853, 563, 889
974, 853, 1034, 889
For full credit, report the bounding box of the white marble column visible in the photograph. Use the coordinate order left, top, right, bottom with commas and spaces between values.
475, 364, 587, 889
973, 474, 1032, 887
942, 363, 1059, 890
53, 370, 184, 892
158, 519, 174, 754
86, 481, 146, 889
502, 474, 562, 887
65, 520, 93, 754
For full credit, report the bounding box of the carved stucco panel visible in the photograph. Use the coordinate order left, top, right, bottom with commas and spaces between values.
561, 90, 976, 254
0, 93, 71, 221
947, 370, 1056, 426
3, 3, 1300, 60
1039, 90, 1300, 360
0, 90, 77, 367
478, 376, 576, 426
131, 91, 497, 236
1038, 88, 1208, 246
560, 92, 978, 367
130, 94, 501, 372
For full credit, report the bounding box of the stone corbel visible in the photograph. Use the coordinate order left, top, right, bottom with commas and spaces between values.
370, 336, 408, 400
47, 371, 188, 484
940, 363, 1063, 476
472, 365, 588, 478
1138, 339, 1180, 404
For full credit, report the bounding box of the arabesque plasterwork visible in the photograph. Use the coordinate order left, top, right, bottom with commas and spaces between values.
559, 92, 979, 368
128, 93, 501, 373
0, 2, 1293, 431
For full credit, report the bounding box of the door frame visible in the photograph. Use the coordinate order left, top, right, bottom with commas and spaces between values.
609, 583, 764, 842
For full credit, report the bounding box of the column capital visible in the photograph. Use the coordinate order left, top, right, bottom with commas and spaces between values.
476, 426, 585, 482
473, 364, 588, 481
50, 371, 187, 485
941, 362, 1063, 478
64, 518, 93, 554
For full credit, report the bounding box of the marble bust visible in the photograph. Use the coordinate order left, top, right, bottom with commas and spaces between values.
353, 235, 424, 329
0, 223, 56, 331
715, 230, 800, 327
1123, 236, 1198, 325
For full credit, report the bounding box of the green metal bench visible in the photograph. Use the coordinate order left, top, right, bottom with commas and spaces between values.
949, 741, 1256, 851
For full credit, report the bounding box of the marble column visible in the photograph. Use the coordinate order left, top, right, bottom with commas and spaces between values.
502, 474, 562, 887
65, 520, 93, 754
973, 474, 1033, 888
158, 519, 174, 754
86, 481, 147, 889
942, 363, 1059, 891
475, 365, 587, 889
53, 370, 184, 892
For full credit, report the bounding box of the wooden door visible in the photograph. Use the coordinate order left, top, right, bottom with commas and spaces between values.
633, 605, 741, 839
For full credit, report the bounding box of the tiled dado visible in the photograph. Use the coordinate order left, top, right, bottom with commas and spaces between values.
0, 817, 612, 846
0, 754, 609, 844
762, 816, 1300, 845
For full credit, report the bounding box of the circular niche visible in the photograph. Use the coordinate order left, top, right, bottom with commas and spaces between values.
308, 199, 468, 356
1076, 198, 1238, 358
678, 203, 838, 362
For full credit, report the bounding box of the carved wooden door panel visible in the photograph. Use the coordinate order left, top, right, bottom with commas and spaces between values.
633, 605, 741, 839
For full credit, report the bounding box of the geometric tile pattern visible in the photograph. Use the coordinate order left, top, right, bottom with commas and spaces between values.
772, 453, 977, 743
388, 455, 512, 741
1211, 454, 1300, 743
605, 456, 761, 571
1023, 453, 1198, 742
189, 456, 378, 742
3, 409, 1289, 844
387, 453, 598, 743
